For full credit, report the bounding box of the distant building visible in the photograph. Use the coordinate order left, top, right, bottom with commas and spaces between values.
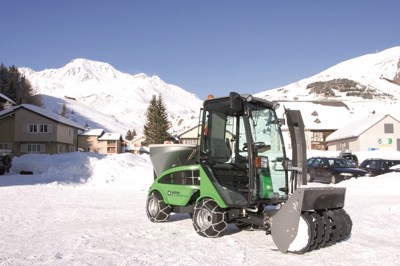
0, 92, 16, 111
124, 135, 146, 154
98, 133, 122, 154
78, 129, 123, 154
0, 92, 16, 105
326, 114, 400, 152
177, 125, 200, 145
276, 100, 351, 151
0, 104, 84, 155
78, 129, 104, 153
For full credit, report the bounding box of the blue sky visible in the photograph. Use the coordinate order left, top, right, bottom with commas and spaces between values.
1, 0, 399, 99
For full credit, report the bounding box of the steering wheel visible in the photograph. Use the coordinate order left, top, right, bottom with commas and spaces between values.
242, 141, 266, 151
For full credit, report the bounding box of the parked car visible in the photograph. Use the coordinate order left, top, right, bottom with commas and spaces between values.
0, 151, 13, 175
358, 158, 400, 176
307, 157, 368, 184
339, 150, 359, 166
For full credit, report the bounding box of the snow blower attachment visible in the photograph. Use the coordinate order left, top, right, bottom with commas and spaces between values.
146, 92, 352, 254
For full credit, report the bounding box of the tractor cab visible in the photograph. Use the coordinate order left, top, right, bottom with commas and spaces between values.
198, 92, 288, 206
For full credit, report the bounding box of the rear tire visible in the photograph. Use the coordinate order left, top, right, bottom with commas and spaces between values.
146, 191, 171, 222
193, 198, 227, 237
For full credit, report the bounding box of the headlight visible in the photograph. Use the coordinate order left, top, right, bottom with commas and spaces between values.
255, 156, 269, 169
340, 173, 353, 177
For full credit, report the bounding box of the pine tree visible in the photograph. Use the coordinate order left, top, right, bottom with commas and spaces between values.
125, 130, 134, 141
125, 129, 138, 141
0, 63, 42, 109
143, 94, 170, 144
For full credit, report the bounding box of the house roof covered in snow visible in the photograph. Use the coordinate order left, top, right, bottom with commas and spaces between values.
276, 100, 351, 130
80, 129, 104, 136
326, 114, 399, 142
0, 104, 85, 130
98, 132, 121, 141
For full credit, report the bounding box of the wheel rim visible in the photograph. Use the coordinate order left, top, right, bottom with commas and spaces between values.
196, 208, 213, 230
307, 173, 311, 182
331, 175, 336, 184
148, 196, 159, 217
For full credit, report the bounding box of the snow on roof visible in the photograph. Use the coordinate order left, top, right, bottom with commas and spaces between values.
276, 101, 351, 130
0, 92, 16, 104
176, 124, 200, 137
326, 114, 395, 142
80, 129, 104, 136
98, 132, 121, 140
0, 104, 85, 130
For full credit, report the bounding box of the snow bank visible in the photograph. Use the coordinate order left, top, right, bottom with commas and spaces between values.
1, 151, 400, 265
9, 152, 153, 188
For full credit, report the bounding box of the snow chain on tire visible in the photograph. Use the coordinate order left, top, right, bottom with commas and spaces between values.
146, 191, 172, 222
192, 198, 227, 238
293, 208, 353, 254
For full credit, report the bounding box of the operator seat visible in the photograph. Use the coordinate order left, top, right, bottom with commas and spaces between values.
210, 138, 232, 163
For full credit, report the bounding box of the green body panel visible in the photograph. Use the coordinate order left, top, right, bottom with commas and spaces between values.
149, 165, 199, 206
197, 165, 228, 208
259, 170, 274, 198
148, 164, 228, 208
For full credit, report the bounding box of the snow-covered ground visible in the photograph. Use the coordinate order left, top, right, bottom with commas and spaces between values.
1, 151, 399, 265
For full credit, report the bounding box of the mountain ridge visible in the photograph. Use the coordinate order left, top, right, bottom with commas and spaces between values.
19, 59, 203, 135
256, 46, 400, 101
18, 46, 400, 136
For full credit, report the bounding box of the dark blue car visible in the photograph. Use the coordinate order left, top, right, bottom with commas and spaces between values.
307, 157, 367, 184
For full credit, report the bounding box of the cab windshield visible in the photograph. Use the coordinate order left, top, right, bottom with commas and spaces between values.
200, 98, 287, 206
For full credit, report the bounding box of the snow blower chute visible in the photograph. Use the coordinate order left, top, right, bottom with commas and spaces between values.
146, 92, 352, 253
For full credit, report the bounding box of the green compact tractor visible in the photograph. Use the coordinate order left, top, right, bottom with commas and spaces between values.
146, 92, 352, 253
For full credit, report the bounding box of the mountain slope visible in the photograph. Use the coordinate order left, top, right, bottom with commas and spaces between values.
20, 59, 202, 134
256, 46, 400, 101
18, 47, 400, 135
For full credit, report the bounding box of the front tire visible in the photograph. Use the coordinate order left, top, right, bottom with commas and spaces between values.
331, 174, 337, 184
146, 191, 172, 222
193, 198, 227, 237
307, 172, 313, 182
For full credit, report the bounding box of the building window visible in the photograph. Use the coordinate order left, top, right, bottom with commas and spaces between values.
107, 140, 116, 144
0, 143, 11, 150
27, 144, 42, 153
107, 147, 116, 153
40, 124, 48, 132
58, 145, 65, 153
29, 124, 37, 132
29, 124, 49, 133
384, 123, 394, 134
182, 139, 197, 145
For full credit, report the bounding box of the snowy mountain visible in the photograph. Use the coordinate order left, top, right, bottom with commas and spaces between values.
257, 47, 400, 101
18, 47, 400, 135
19, 59, 202, 134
